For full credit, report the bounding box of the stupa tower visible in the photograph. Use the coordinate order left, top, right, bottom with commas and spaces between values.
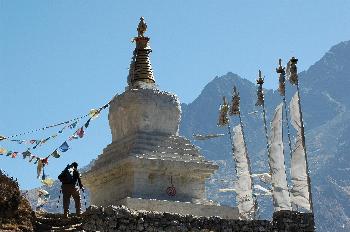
82, 18, 238, 219
127, 17, 155, 88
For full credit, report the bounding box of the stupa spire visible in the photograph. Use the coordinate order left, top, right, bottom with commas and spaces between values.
127, 17, 156, 88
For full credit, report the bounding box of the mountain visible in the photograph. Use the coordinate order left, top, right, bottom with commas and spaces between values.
25, 40, 350, 231
180, 40, 350, 232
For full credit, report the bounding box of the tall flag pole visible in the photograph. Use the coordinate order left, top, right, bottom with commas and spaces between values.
276, 59, 293, 159
255, 70, 292, 211
218, 96, 238, 208
255, 70, 270, 160
255, 70, 277, 208
229, 87, 257, 219
287, 57, 314, 213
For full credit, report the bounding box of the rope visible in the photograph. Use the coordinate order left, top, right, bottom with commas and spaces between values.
1, 100, 111, 142
3, 114, 90, 140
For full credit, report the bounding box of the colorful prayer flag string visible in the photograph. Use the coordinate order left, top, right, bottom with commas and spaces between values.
0, 101, 111, 180
0, 113, 89, 141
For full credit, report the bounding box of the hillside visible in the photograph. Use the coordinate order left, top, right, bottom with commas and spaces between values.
0, 170, 34, 231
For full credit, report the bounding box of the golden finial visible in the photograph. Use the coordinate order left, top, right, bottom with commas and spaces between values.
128, 17, 155, 87
137, 17, 147, 38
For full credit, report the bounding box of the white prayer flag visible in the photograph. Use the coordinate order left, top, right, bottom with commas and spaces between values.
233, 125, 255, 219
269, 103, 292, 211
289, 93, 311, 211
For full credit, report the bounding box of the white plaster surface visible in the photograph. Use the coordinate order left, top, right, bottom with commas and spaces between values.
109, 88, 181, 142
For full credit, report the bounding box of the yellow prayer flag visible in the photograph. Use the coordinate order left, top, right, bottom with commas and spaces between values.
89, 109, 100, 119
41, 178, 54, 187
0, 147, 7, 154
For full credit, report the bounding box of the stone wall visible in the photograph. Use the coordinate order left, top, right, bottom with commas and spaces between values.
82, 205, 315, 232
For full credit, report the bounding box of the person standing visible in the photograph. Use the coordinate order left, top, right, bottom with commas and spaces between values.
58, 162, 84, 218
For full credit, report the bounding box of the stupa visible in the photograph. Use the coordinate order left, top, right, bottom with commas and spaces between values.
82, 17, 238, 219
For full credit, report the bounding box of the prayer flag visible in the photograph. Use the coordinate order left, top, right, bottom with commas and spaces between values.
41, 137, 50, 144
37, 159, 43, 178
11, 152, 18, 158
84, 118, 91, 128
42, 157, 49, 165
89, 109, 100, 119
41, 178, 54, 187
59, 141, 69, 152
290, 92, 311, 211
51, 150, 60, 158
22, 150, 31, 159
76, 127, 84, 138
269, 103, 292, 211
0, 147, 7, 155
0, 135, 6, 141
69, 135, 79, 141
69, 121, 78, 129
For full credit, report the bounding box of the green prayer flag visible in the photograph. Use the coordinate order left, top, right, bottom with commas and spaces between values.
51, 150, 60, 158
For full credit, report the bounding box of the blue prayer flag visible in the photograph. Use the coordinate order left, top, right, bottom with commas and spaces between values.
59, 141, 69, 152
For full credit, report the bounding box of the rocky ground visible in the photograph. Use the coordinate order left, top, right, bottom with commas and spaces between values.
0, 170, 34, 232
0, 170, 84, 232
34, 212, 83, 232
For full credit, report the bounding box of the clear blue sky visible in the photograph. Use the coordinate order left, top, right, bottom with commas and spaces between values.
1, 0, 350, 189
